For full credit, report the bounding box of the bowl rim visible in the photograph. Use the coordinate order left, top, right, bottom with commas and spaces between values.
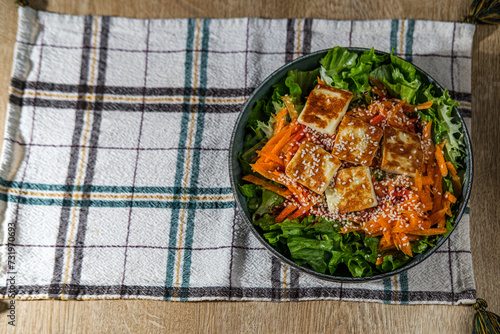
228, 47, 473, 282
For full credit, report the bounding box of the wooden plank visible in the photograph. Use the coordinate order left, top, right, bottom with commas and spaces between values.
0, 0, 498, 333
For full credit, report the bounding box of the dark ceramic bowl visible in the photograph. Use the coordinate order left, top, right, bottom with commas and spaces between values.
228, 47, 473, 282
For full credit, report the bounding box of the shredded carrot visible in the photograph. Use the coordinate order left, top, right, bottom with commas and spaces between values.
421, 175, 433, 185
421, 201, 434, 212
441, 192, 456, 217
416, 101, 434, 110
421, 185, 433, 202
408, 228, 448, 236
398, 233, 413, 257
271, 132, 293, 156
273, 108, 288, 135
281, 128, 306, 156
340, 224, 363, 234
415, 170, 423, 192
252, 160, 282, 172
405, 100, 434, 111
370, 87, 388, 98
284, 144, 300, 166
401, 211, 424, 230
438, 139, 448, 151
281, 95, 299, 120
265, 123, 300, 155
378, 233, 396, 252
443, 191, 457, 204
369, 114, 386, 126
287, 203, 313, 220
369, 76, 385, 90
375, 250, 398, 265
284, 150, 294, 166
422, 122, 434, 163
259, 130, 287, 155
275, 204, 299, 223
242, 175, 293, 199
256, 150, 283, 165
446, 161, 462, 196
429, 163, 442, 214
361, 219, 381, 235
402, 195, 420, 207
429, 208, 447, 228
407, 235, 421, 242
251, 163, 283, 184
423, 122, 432, 139
259, 122, 298, 155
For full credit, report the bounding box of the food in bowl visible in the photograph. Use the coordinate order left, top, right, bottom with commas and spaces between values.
237, 46, 467, 278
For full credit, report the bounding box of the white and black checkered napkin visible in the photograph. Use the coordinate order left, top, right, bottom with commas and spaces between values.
0, 7, 475, 304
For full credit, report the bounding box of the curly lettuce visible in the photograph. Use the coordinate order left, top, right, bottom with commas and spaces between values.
320, 46, 388, 99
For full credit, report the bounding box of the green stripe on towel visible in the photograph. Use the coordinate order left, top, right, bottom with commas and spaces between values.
164, 18, 197, 300
180, 18, 212, 301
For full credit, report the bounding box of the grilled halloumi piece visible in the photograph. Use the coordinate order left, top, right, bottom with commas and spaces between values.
325, 166, 378, 214
380, 126, 423, 178
332, 115, 383, 166
297, 84, 354, 135
285, 141, 341, 194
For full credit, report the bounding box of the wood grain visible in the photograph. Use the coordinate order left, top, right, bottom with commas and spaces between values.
0, 0, 499, 333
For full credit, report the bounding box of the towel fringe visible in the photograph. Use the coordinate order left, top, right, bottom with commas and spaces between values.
15, 0, 29, 7
473, 299, 500, 334
465, 0, 500, 24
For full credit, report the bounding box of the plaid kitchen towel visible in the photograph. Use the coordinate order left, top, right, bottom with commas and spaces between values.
0, 7, 475, 304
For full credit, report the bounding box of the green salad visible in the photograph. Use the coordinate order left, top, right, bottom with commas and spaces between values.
238, 46, 466, 278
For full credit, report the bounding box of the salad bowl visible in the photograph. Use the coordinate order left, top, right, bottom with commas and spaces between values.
229, 47, 473, 282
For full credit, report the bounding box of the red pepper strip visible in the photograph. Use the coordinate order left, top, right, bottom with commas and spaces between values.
275, 204, 299, 223
287, 203, 313, 220
369, 114, 386, 126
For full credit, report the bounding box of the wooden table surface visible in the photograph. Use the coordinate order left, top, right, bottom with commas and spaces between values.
0, 0, 498, 333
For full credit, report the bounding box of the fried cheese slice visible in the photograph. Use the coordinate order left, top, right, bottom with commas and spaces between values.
297, 84, 354, 135
380, 126, 423, 178
285, 141, 341, 194
325, 166, 378, 213
331, 115, 383, 166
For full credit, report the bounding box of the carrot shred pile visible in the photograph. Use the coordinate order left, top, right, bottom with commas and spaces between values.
340, 132, 458, 258
247, 112, 313, 221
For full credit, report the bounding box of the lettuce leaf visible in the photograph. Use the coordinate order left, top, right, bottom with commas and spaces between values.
367, 51, 424, 104
320, 46, 358, 85
328, 251, 344, 274
256, 120, 274, 139
359, 47, 390, 66
390, 53, 417, 81
253, 216, 385, 277
246, 100, 269, 132
255, 213, 279, 231
253, 189, 284, 220
238, 184, 262, 214
347, 254, 373, 278
238, 135, 267, 175
287, 235, 333, 274
285, 68, 319, 104
410, 235, 437, 254
377, 253, 411, 272
320, 46, 388, 99
420, 87, 464, 168
270, 78, 288, 103
370, 65, 421, 104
